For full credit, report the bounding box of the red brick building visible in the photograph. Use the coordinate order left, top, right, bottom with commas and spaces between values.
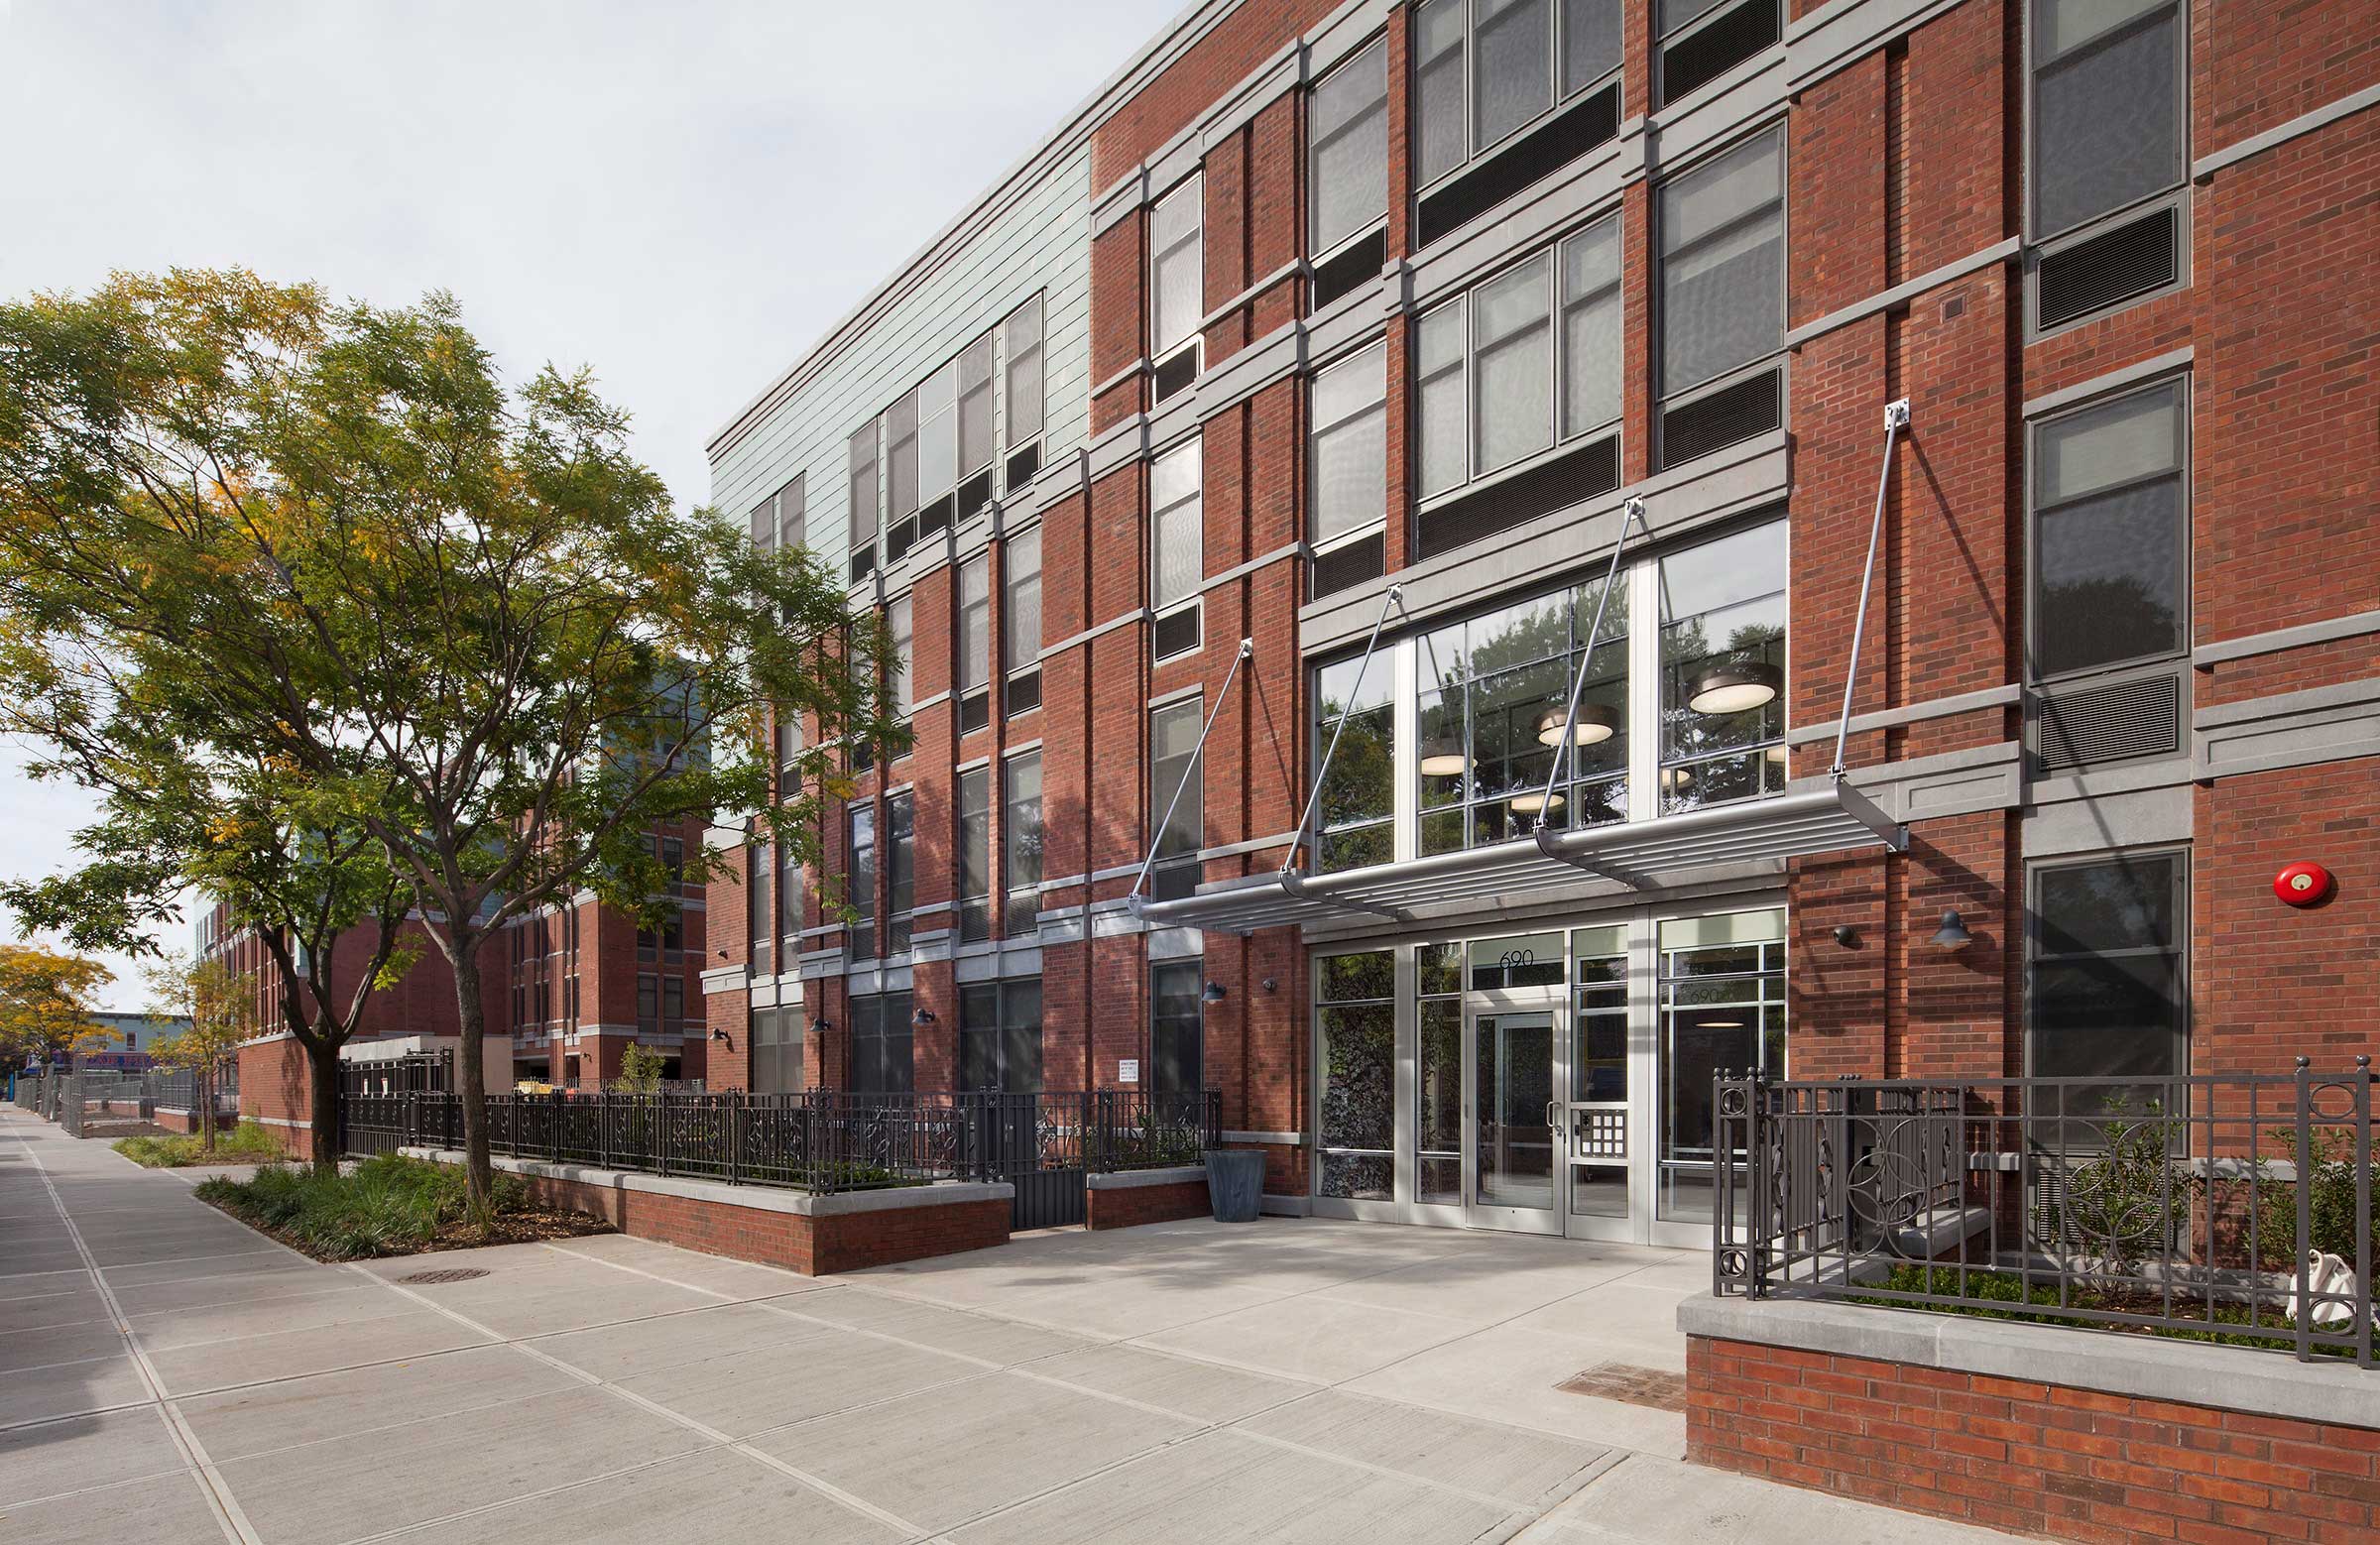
703, 0, 2380, 1248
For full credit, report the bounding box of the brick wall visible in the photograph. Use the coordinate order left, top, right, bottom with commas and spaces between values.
1688, 1335, 2380, 1543
1086, 1176, 1212, 1231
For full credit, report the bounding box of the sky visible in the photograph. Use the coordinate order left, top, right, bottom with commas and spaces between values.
0, 0, 1186, 1007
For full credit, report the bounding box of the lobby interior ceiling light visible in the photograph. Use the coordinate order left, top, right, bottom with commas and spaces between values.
1418, 736, 1469, 776
1535, 702, 1618, 747
1507, 789, 1565, 815
1688, 659, 1782, 716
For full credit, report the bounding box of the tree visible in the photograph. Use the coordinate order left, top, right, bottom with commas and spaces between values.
0, 942, 113, 1069
612, 1040, 667, 1094
0, 270, 895, 1215
142, 951, 252, 1152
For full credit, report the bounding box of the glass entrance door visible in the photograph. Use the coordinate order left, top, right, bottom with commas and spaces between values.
1466, 995, 1564, 1234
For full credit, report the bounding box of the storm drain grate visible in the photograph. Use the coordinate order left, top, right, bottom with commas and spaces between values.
1556, 1363, 1688, 1412
398, 1267, 489, 1285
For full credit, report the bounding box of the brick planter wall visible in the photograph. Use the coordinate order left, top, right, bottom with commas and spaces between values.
1085, 1167, 1212, 1231
403, 1148, 1011, 1275
1682, 1305, 2380, 1544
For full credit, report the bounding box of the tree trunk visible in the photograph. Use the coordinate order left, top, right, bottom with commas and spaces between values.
306, 1038, 340, 1173
198, 1067, 216, 1153
451, 933, 494, 1220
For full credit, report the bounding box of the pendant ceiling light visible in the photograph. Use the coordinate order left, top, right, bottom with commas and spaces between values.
1535, 701, 1619, 748
1688, 659, 1782, 716
1417, 737, 1469, 776
1507, 789, 1565, 815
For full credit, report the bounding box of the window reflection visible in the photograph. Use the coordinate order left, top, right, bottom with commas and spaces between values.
1659, 522, 1786, 812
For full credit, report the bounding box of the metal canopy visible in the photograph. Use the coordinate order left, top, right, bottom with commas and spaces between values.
1131, 780, 1906, 935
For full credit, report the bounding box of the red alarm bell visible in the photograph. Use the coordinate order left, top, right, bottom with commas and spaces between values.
2274, 862, 2333, 907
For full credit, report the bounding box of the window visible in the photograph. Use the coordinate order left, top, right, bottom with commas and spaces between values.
661, 976, 684, 1026
888, 595, 914, 718
1414, 0, 1621, 188
746, 841, 772, 974
1151, 440, 1202, 634
957, 766, 993, 943
1316, 950, 1394, 1200
1004, 526, 1042, 715
1475, 256, 1555, 475
1562, 219, 1622, 440
848, 804, 877, 962
885, 393, 919, 542
1658, 127, 1784, 402
1418, 569, 1628, 854
1312, 39, 1389, 257
961, 978, 1043, 1093
1415, 946, 1463, 1203
779, 838, 804, 958
637, 973, 658, 1032
958, 331, 995, 484
2031, 0, 2184, 240
751, 1007, 802, 1095
1659, 908, 1785, 1222
1658, 520, 1787, 812
2031, 379, 2186, 681
847, 423, 879, 573
660, 836, 685, 888
916, 365, 956, 513
2029, 852, 2188, 1113
1005, 750, 1043, 935
773, 474, 805, 552
1310, 342, 1386, 545
1312, 654, 1393, 873
957, 553, 991, 724
1001, 296, 1044, 457
886, 789, 915, 954
849, 992, 914, 1094
1149, 697, 1204, 901
1150, 175, 1204, 363
1658, 0, 1782, 105
1149, 960, 1205, 1096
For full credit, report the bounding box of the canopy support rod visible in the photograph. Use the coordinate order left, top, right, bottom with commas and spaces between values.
1832, 399, 1911, 781
1538, 497, 1646, 818
1129, 638, 1253, 908
1283, 585, 1403, 877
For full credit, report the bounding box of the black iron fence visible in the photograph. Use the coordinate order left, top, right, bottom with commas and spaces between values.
1714, 1061, 2376, 1366
345, 1088, 1223, 1197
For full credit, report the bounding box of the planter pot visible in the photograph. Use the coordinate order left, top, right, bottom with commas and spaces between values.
1203, 1148, 1264, 1223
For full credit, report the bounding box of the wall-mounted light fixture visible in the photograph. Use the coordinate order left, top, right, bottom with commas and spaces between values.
1833, 925, 1860, 948
1930, 908, 1973, 950
809, 1017, 832, 1037
1202, 981, 1228, 1003
716, 947, 730, 959
914, 1009, 936, 1024
709, 1027, 731, 1044
1260, 978, 1277, 994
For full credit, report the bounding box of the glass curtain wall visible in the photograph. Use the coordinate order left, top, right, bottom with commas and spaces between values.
1657, 907, 1783, 1221
1657, 522, 1786, 810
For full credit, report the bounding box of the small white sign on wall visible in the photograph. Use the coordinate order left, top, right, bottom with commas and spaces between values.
1118, 1058, 1139, 1085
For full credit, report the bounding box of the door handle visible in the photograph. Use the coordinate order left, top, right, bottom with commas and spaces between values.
1545, 1101, 1562, 1131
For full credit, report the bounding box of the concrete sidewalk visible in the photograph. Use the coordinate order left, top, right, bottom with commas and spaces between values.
1, 1108, 2020, 1544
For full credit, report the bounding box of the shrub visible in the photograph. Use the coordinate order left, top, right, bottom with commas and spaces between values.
114, 1121, 285, 1168
196, 1154, 531, 1260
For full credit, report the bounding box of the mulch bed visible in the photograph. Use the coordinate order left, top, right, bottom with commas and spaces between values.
197, 1192, 614, 1262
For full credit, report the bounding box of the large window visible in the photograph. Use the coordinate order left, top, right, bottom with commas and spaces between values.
1005, 750, 1043, 935
1002, 296, 1043, 457
750, 1007, 801, 1095
746, 840, 772, 975
958, 332, 995, 488
957, 552, 991, 728
1417, 217, 1619, 499
2031, 0, 2184, 239
1659, 908, 1784, 1222
1418, 569, 1628, 854
1414, 0, 1622, 189
1148, 960, 1205, 1096
1415, 946, 1463, 1203
849, 992, 914, 1094
961, 978, 1042, 1093
1151, 439, 1202, 646
750, 473, 803, 554
1658, 520, 1786, 812
1310, 342, 1387, 546
2029, 851, 2188, 1109
848, 804, 877, 963
847, 423, 878, 570
2031, 379, 2186, 681
1313, 653, 1393, 873
1004, 526, 1042, 716
1316, 950, 1395, 1200
886, 789, 915, 954
1657, 127, 1784, 403
1150, 175, 1204, 364
889, 595, 914, 719
1149, 697, 1204, 901
1311, 38, 1388, 257
957, 766, 992, 943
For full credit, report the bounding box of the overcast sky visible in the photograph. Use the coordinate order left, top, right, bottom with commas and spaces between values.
0, 0, 1184, 1007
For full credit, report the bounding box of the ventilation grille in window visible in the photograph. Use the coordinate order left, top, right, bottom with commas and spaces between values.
2035, 672, 2182, 772
1417, 84, 1620, 250
919, 493, 954, 538
885, 515, 917, 565
1006, 666, 1041, 717
1153, 605, 1201, 661
1152, 347, 1199, 406
2036, 205, 2180, 331
955, 470, 994, 524
1006, 441, 1041, 492
1659, 368, 1781, 469
1313, 228, 1387, 311
1311, 531, 1385, 599
957, 690, 992, 736
1415, 435, 1619, 562
848, 548, 877, 584
1661, 0, 1781, 104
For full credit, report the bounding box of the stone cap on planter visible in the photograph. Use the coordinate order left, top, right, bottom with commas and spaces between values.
398, 1146, 1012, 1218
1680, 1294, 2380, 1432
1085, 1165, 1207, 1190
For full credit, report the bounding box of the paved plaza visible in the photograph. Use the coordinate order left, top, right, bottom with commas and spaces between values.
0, 1108, 2018, 1543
